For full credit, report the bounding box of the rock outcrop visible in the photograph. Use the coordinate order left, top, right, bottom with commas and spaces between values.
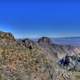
0, 31, 15, 41
38, 37, 52, 45
58, 54, 80, 71
17, 38, 36, 49
0, 31, 16, 46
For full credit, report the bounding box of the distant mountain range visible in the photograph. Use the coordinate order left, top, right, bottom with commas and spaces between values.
53, 37, 80, 46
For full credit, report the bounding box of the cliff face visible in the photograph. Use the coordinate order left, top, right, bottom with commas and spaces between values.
0, 32, 79, 80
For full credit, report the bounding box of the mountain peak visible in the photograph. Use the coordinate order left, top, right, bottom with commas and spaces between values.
0, 31, 15, 41
37, 37, 52, 45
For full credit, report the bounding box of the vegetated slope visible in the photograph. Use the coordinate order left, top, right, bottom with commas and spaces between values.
0, 31, 79, 80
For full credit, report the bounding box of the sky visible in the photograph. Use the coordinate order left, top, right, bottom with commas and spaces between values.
0, 0, 80, 38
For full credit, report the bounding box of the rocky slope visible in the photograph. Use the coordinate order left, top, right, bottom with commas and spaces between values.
0, 32, 79, 80
37, 37, 80, 80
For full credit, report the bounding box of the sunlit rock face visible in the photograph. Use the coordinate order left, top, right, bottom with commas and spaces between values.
58, 54, 80, 71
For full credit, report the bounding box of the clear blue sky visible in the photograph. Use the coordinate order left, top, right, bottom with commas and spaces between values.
0, 0, 80, 38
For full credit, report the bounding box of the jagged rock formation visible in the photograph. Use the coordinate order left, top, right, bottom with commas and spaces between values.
58, 54, 80, 71
0, 32, 79, 80
17, 38, 36, 49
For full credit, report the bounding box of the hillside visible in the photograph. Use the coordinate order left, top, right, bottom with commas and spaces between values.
0, 31, 79, 80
